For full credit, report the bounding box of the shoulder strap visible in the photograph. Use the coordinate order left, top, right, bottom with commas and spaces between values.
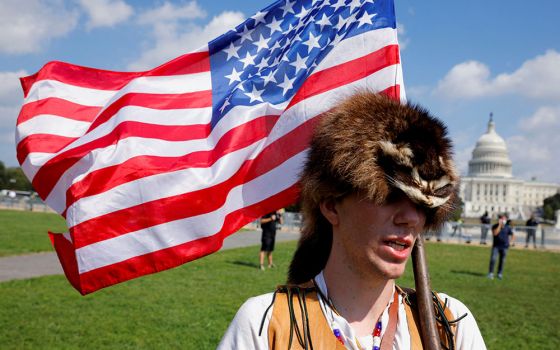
268, 283, 345, 350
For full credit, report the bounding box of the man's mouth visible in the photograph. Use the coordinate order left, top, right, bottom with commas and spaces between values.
387, 241, 407, 251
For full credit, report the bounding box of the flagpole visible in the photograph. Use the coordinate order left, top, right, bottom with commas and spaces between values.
411, 238, 441, 350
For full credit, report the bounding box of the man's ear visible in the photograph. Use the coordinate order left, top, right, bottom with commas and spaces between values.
320, 198, 339, 226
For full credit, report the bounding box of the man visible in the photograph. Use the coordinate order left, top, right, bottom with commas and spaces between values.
260, 211, 281, 270
219, 92, 485, 349
488, 214, 514, 280
525, 214, 538, 249
479, 211, 491, 244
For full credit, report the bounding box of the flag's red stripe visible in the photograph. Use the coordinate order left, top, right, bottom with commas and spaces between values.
17, 134, 78, 164
17, 97, 101, 126
86, 89, 212, 133
69, 116, 319, 248
32, 120, 211, 200
20, 51, 210, 97
49, 232, 81, 293
77, 184, 299, 295
288, 45, 400, 109
64, 115, 280, 213
379, 84, 401, 100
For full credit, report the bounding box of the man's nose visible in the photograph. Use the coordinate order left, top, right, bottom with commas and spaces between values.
394, 197, 426, 228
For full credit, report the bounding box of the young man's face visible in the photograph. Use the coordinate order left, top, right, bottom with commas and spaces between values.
323, 191, 426, 281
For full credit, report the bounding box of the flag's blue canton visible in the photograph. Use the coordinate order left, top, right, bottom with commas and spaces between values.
208, 0, 396, 128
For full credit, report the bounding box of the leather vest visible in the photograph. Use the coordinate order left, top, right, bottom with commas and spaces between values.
267, 282, 457, 349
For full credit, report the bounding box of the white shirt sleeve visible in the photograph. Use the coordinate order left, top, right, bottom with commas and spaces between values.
217, 293, 274, 350
438, 293, 487, 350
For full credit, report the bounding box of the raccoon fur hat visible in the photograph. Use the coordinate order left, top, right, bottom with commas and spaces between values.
287, 91, 459, 284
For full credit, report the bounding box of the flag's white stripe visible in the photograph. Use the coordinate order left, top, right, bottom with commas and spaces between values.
64, 65, 398, 225
24, 79, 117, 106
75, 150, 306, 273
110, 73, 212, 96
314, 27, 398, 74
16, 115, 92, 143
44, 103, 287, 213
24, 72, 211, 106
66, 140, 264, 227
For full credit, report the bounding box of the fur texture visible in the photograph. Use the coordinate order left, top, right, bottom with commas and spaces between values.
288, 91, 459, 284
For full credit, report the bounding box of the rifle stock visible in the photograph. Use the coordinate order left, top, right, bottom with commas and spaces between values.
411, 237, 441, 350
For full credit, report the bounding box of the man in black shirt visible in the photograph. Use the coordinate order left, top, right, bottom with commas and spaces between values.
525, 214, 538, 249
259, 211, 280, 270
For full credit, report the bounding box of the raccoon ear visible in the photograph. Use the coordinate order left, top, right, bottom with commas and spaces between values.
378, 140, 413, 167
319, 199, 340, 226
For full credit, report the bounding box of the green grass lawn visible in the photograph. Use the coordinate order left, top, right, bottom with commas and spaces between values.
0, 209, 67, 256
1, 238, 559, 349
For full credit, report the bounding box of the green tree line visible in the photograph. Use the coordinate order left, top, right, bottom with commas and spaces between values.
543, 193, 560, 221
0, 161, 33, 191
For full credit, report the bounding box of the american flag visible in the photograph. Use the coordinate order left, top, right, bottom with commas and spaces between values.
16, 0, 404, 294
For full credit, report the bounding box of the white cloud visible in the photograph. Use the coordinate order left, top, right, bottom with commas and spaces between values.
129, 10, 244, 70
137, 1, 206, 25
78, 0, 134, 30
0, 0, 79, 54
396, 22, 409, 50
506, 105, 560, 183
453, 146, 474, 177
0, 70, 27, 105
0, 71, 27, 166
435, 50, 560, 100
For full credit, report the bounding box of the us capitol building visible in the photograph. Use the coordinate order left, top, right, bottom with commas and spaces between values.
459, 115, 560, 219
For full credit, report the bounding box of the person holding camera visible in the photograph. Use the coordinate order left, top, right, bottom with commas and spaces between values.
488, 214, 515, 280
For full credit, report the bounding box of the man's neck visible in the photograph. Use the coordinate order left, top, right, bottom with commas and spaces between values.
322, 260, 395, 337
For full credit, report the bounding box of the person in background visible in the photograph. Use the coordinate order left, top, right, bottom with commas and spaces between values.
259, 211, 280, 270
479, 211, 491, 244
525, 214, 538, 249
488, 214, 515, 280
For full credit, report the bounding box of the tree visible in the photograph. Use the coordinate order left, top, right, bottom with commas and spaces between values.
543, 193, 560, 221
5, 166, 33, 191
450, 197, 464, 221
0, 161, 6, 189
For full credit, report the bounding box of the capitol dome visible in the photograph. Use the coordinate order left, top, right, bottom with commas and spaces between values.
467, 114, 513, 178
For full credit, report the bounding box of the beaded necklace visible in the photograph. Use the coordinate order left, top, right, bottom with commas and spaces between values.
326, 290, 398, 350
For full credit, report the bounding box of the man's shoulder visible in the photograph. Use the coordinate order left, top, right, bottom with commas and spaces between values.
217, 293, 275, 350
436, 292, 472, 318
236, 292, 275, 317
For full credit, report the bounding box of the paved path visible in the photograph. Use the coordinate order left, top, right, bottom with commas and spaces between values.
0, 230, 299, 283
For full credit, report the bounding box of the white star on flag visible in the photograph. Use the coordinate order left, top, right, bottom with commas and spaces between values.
316, 13, 332, 30
225, 67, 243, 85
223, 43, 240, 61
239, 52, 257, 69
278, 73, 296, 95
244, 84, 265, 103
290, 53, 308, 73
358, 11, 376, 27
266, 16, 283, 34
303, 32, 322, 53
254, 34, 270, 52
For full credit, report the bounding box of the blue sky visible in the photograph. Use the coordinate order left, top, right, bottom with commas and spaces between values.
1, 0, 559, 183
